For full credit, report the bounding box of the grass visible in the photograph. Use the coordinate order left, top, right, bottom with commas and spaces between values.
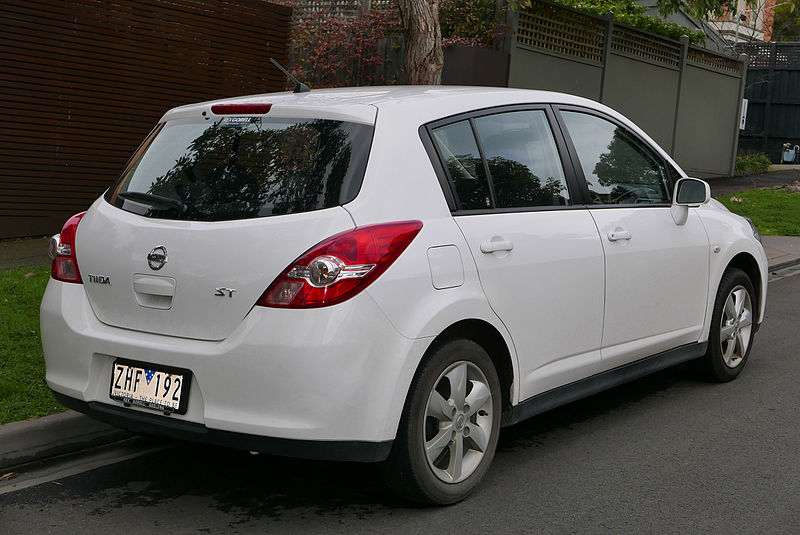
0, 265, 66, 424
717, 189, 800, 236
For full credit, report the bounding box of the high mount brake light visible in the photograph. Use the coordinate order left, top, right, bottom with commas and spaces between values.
257, 221, 423, 309
211, 104, 272, 115
50, 212, 86, 284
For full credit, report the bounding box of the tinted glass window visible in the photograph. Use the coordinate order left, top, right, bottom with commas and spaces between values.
106, 117, 373, 221
561, 111, 671, 205
431, 120, 492, 210
474, 111, 570, 208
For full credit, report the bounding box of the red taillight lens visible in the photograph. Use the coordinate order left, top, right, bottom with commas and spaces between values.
211, 104, 272, 115
257, 221, 423, 308
50, 212, 85, 283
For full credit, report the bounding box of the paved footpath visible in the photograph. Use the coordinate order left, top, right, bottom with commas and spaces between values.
0, 236, 50, 270
706, 165, 800, 197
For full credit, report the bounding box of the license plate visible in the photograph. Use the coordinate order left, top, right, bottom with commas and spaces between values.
110, 360, 190, 414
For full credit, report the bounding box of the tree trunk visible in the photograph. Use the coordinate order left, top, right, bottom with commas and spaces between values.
397, 0, 444, 85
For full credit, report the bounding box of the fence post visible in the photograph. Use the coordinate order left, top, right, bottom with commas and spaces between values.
730, 53, 750, 176
503, 5, 520, 87
598, 13, 614, 103
670, 35, 690, 157
762, 42, 777, 154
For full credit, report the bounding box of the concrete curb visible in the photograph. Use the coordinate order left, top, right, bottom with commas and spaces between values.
770, 258, 800, 273
0, 410, 131, 472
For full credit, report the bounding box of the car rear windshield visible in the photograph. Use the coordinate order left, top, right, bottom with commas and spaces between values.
105, 116, 373, 221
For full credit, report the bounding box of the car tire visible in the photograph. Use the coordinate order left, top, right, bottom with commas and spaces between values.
693, 268, 756, 382
382, 338, 502, 505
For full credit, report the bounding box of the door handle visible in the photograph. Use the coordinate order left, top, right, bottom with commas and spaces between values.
607, 229, 632, 241
480, 239, 514, 253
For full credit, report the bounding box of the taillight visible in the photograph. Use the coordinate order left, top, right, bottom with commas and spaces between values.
49, 212, 86, 283
257, 221, 423, 308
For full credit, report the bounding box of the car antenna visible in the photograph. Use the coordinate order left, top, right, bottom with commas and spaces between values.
269, 58, 310, 94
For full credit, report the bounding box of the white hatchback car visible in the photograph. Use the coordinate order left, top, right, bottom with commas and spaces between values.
42, 86, 767, 504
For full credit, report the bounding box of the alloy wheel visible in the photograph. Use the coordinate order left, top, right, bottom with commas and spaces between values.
423, 361, 494, 484
719, 284, 753, 368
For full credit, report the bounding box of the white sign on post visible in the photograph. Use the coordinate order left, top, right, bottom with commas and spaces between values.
740, 98, 748, 130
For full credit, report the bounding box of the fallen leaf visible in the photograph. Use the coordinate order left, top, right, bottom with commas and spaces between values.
12, 281, 18, 284
26, 314, 37, 317
0, 472, 17, 481
24, 272, 36, 278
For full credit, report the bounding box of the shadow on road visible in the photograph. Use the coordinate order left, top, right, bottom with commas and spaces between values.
4, 363, 698, 525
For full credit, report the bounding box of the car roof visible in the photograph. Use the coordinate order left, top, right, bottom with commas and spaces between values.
161, 86, 604, 125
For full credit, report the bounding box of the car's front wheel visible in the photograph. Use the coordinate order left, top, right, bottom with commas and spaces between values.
694, 268, 756, 382
384, 339, 502, 504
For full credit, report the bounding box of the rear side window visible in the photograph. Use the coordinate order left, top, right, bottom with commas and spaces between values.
430, 109, 570, 211
106, 117, 373, 221
473, 111, 570, 208
561, 111, 671, 205
431, 120, 492, 210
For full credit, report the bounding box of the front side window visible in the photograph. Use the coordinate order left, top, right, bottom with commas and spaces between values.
473, 110, 570, 208
561, 111, 671, 205
106, 117, 373, 221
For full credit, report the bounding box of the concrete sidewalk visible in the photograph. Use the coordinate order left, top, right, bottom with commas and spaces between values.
706, 165, 800, 197
0, 236, 50, 270
1, 233, 800, 474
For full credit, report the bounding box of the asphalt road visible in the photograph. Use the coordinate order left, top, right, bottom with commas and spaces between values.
2, 273, 800, 534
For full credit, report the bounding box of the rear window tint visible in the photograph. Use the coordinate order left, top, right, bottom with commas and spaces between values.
106, 117, 373, 221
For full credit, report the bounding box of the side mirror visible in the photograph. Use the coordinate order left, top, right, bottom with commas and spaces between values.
674, 177, 710, 206
671, 178, 710, 225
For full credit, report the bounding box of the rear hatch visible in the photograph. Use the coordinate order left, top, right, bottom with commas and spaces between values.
76, 107, 375, 341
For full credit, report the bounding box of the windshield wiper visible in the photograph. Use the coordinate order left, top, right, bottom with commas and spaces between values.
118, 191, 187, 213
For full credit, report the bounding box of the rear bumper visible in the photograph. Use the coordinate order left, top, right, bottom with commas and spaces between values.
52, 391, 393, 462
42, 280, 432, 447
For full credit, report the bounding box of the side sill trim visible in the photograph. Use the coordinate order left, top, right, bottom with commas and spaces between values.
502, 342, 707, 427
52, 391, 393, 463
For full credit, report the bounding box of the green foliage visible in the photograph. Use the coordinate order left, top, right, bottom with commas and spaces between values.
440, 0, 506, 47
735, 153, 772, 175
654, 0, 751, 20
286, 8, 399, 88
772, 1, 800, 42
0, 266, 66, 424
718, 189, 800, 236
553, 0, 706, 45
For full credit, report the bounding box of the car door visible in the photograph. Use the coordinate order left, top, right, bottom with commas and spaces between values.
426, 106, 606, 400
556, 107, 710, 369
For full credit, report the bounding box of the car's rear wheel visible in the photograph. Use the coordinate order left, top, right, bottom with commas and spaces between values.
694, 268, 756, 382
383, 339, 501, 505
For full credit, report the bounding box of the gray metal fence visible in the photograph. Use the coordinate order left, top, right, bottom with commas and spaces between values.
507, 0, 747, 178
736, 42, 800, 163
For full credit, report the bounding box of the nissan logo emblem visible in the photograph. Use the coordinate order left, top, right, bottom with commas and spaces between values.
147, 246, 168, 270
